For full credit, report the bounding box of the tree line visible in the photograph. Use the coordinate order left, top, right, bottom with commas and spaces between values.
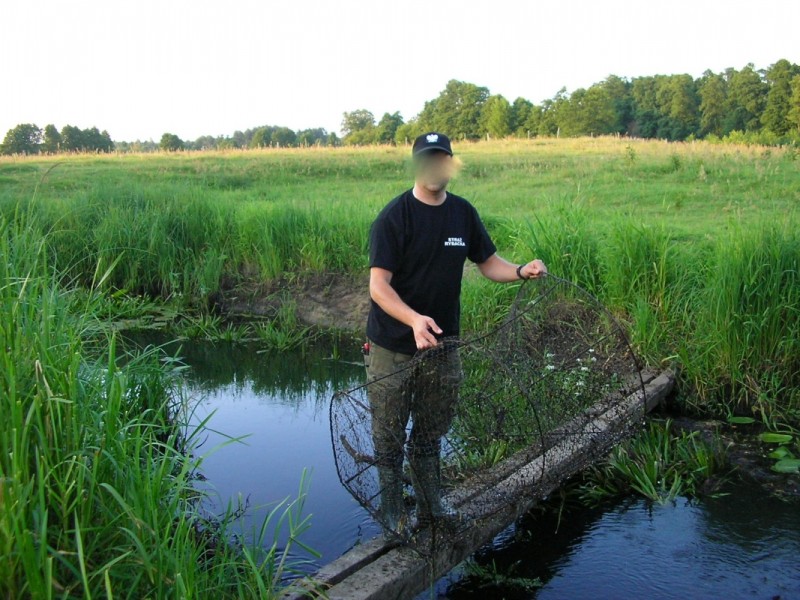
144, 126, 340, 153
0, 124, 114, 155
3, 58, 798, 155
0, 122, 339, 155
343, 59, 800, 146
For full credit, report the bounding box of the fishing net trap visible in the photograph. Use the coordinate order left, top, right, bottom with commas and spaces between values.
330, 275, 648, 552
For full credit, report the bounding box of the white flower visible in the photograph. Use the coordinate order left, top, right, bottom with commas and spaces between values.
545, 365, 555, 371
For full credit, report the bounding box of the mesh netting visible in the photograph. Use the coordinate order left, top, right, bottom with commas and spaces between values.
330, 275, 646, 551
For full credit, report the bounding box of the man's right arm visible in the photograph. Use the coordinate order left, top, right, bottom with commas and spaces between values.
369, 267, 441, 351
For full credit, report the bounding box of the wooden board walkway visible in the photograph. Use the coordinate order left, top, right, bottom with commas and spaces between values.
284, 369, 675, 600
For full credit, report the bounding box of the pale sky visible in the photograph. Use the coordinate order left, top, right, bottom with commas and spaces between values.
1, 0, 798, 142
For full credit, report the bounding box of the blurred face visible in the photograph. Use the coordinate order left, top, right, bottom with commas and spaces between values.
414, 151, 455, 193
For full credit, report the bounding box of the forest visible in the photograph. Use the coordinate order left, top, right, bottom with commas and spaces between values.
2, 59, 798, 155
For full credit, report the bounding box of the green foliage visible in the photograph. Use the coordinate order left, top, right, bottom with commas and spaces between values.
788, 74, 800, 135
1, 123, 42, 155
557, 85, 618, 136
761, 59, 800, 136
699, 71, 728, 136
0, 215, 316, 598
10, 59, 800, 156
725, 63, 769, 133
375, 111, 404, 144
417, 79, 490, 140
2, 138, 799, 428
581, 420, 727, 503
510, 97, 534, 135
341, 108, 376, 144
480, 94, 512, 139
160, 132, 185, 151
59, 125, 114, 153
42, 124, 61, 153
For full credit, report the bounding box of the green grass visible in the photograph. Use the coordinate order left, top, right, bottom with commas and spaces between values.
1, 137, 798, 429
0, 215, 318, 598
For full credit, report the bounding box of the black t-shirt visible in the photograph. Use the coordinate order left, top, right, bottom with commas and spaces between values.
367, 189, 497, 355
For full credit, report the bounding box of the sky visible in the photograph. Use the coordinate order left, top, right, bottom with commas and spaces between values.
1, 0, 798, 142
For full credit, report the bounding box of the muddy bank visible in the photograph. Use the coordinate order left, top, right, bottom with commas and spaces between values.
211, 273, 370, 332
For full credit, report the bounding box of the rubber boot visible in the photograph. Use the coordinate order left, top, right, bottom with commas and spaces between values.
377, 465, 405, 538
410, 454, 461, 529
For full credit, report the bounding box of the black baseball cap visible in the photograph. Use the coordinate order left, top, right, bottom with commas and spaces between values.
412, 132, 453, 157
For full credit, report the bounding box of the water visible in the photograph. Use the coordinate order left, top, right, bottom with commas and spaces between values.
127, 335, 380, 568
132, 337, 800, 598
438, 483, 800, 599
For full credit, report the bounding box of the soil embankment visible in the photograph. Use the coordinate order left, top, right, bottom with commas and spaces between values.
213, 273, 370, 332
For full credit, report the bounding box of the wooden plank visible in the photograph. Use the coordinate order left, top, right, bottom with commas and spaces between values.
290, 370, 674, 600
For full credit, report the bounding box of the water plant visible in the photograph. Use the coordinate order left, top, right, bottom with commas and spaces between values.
580, 419, 728, 504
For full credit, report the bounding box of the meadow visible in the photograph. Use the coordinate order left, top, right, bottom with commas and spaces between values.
2, 137, 797, 421
1, 137, 798, 596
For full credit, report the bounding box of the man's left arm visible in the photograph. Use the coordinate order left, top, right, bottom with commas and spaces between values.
477, 253, 548, 283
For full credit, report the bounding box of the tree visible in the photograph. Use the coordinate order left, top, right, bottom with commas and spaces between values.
160, 133, 184, 151
341, 109, 375, 138
787, 74, 800, 136
375, 112, 404, 144
480, 95, 512, 138
59, 125, 113, 153
557, 85, 617, 136
86, 127, 114, 153
631, 76, 660, 137
600, 75, 633, 134
271, 127, 296, 147
60, 125, 83, 151
509, 97, 533, 135
297, 128, 328, 146
249, 126, 275, 148
42, 124, 61, 153
698, 71, 727, 137
761, 59, 800, 136
1, 123, 42, 155
394, 119, 423, 145
193, 135, 218, 150
725, 64, 769, 132
531, 89, 568, 136
522, 104, 545, 137
417, 80, 490, 139
659, 74, 699, 139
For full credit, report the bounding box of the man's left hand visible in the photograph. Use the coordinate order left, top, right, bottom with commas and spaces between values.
520, 259, 548, 279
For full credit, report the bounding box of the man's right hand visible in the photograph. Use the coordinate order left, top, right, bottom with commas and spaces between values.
411, 314, 442, 351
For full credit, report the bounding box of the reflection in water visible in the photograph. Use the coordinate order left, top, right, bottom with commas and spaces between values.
440, 479, 800, 599
122, 334, 800, 596
124, 333, 379, 570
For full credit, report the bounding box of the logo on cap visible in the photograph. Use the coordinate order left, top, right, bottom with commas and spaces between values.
426, 134, 439, 143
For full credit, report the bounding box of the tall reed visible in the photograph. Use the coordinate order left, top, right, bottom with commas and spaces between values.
0, 214, 314, 598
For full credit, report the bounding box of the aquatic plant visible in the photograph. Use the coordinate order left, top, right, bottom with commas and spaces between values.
580, 419, 728, 503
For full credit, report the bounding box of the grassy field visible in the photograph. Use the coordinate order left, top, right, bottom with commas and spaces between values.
2, 137, 797, 417
0, 137, 798, 595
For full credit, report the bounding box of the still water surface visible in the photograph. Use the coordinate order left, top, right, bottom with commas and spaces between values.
140, 337, 799, 599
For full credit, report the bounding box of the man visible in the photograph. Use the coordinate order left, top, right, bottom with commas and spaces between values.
366, 131, 547, 534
